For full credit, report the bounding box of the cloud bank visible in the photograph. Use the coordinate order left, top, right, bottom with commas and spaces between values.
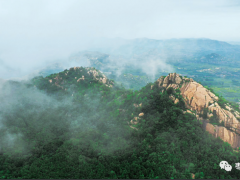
0, 0, 239, 79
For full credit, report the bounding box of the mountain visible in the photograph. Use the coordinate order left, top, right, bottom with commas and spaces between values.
90, 38, 240, 61
155, 73, 240, 148
1, 67, 240, 178
194, 53, 227, 65
58, 38, 240, 103
35, 38, 240, 104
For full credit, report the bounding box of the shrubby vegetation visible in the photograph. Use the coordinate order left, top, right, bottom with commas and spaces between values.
0, 67, 240, 179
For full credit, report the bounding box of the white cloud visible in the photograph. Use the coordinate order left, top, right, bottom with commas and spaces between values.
0, 0, 239, 79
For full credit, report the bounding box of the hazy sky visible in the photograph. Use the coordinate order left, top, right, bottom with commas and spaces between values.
0, 0, 240, 79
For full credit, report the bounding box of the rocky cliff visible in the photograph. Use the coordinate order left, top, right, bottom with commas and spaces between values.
155, 73, 240, 149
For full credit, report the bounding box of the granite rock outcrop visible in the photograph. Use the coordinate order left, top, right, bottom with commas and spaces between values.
157, 73, 240, 149
46, 67, 114, 90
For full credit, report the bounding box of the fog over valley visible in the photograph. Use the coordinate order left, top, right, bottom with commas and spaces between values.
1, 0, 240, 80
1, 0, 240, 179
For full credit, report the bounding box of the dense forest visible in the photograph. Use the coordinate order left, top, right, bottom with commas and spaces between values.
0, 67, 240, 179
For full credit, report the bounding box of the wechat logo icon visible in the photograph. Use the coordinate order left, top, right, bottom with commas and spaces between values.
219, 161, 232, 171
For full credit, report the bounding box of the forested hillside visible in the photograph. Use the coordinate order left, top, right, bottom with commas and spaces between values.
1, 67, 240, 179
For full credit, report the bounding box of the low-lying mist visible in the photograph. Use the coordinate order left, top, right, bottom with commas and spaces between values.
0, 78, 132, 158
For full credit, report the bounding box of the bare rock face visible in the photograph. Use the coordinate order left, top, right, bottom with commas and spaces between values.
158, 73, 182, 88
169, 94, 175, 101
130, 117, 139, 125
235, 111, 240, 119
157, 73, 240, 149
169, 95, 180, 104
77, 76, 85, 82
68, 67, 114, 87
87, 68, 99, 78
156, 76, 165, 87
86, 67, 113, 87
128, 117, 139, 130
73, 67, 80, 70
99, 77, 107, 84
205, 123, 240, 148
133, 103, 138, 107
174, 98, 179, 104
128, 111, 145, 130
183, 110, 195, 115
133, 103, 143, 108
45, 67, 114, 95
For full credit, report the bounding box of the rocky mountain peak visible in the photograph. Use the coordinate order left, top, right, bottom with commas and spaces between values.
46, 67, 114, 90
157, 73, 220, 112
156, 73, 240, 149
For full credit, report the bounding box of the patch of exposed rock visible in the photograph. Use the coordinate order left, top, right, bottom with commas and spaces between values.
46, 67, 114, 90
128, 112, 144, 130
85, 67, 113, 87
205, 122, 240, 148
77, 75, 85, 82
157, 73, 240, 149
133, 103, 142, 107
183, 110, 195, 115
169, 95, 179, 104
68, 67, 113, 87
